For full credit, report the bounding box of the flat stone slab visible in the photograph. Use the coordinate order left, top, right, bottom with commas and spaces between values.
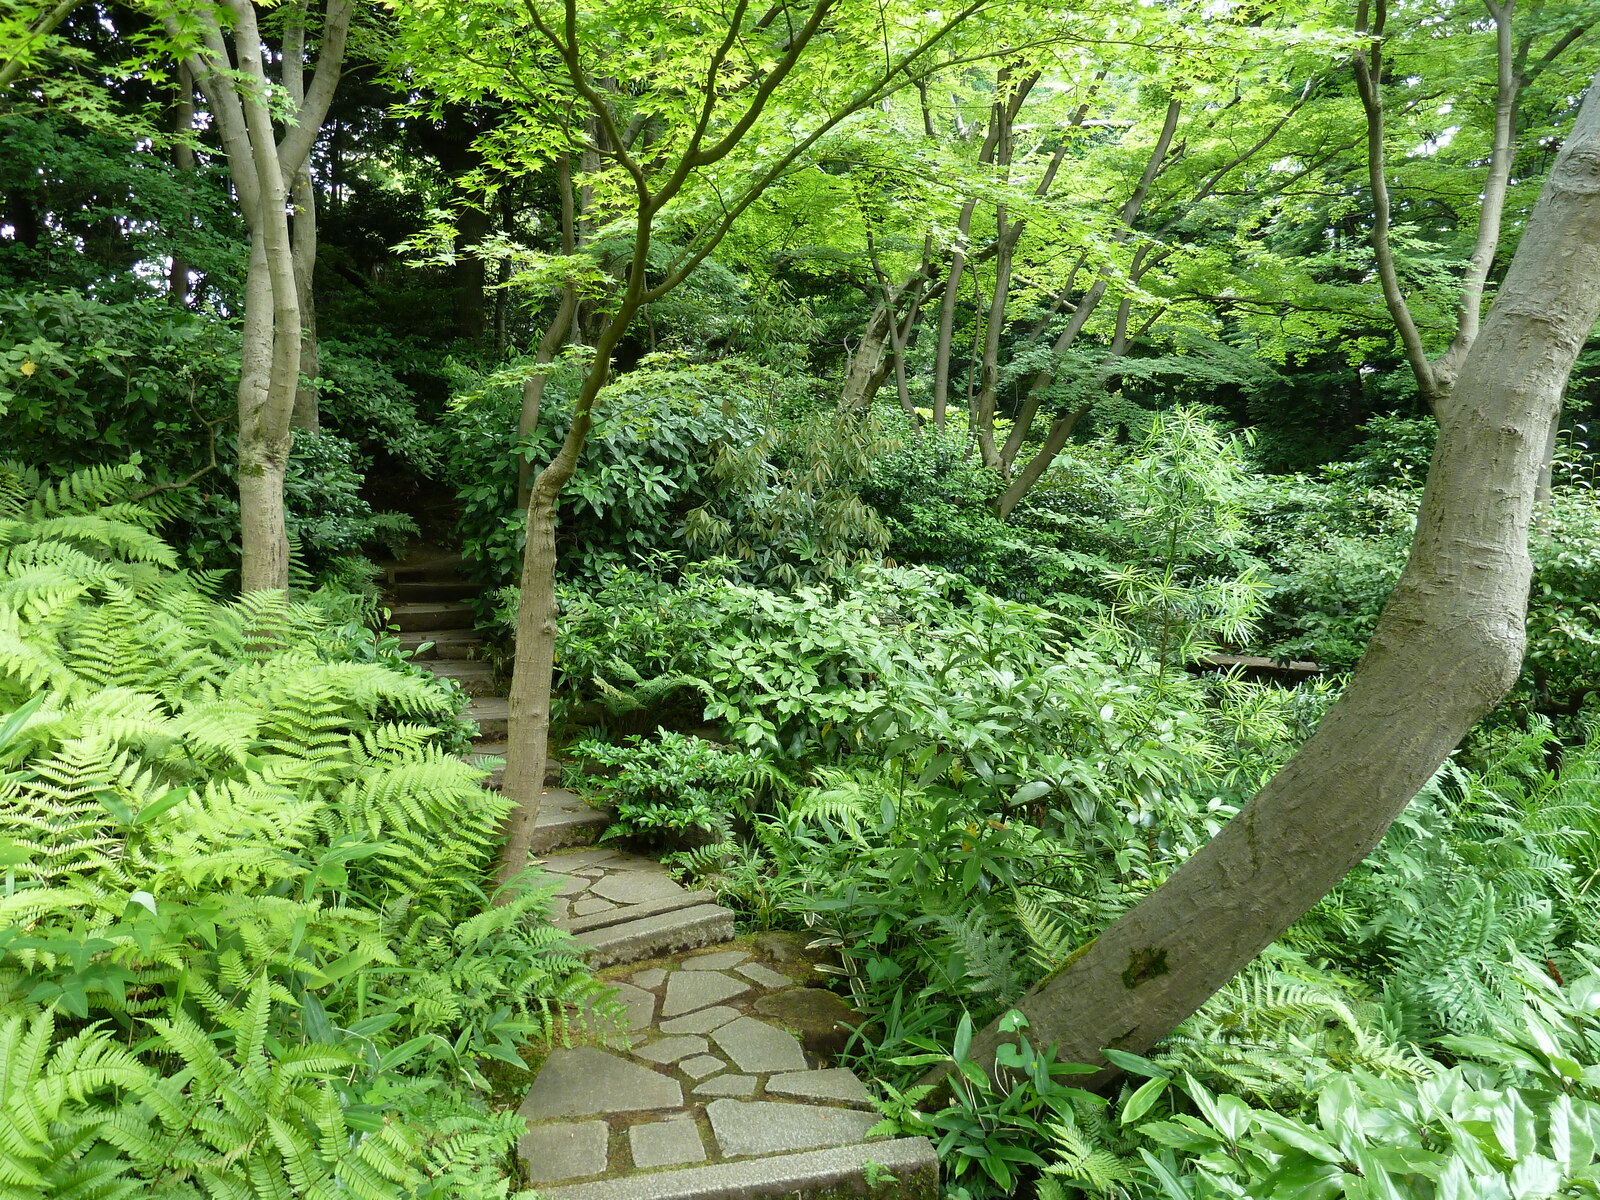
659, 1005, 742, 1035
520, 1047, 682, 1119
520, 1120, 610, 1185
635, 1035, 709, 1065
682, 951, 749, 971
662, 970, 750, 1018
539, 1138, 939, 1200
681, 1054, 724, 1080
711, 1016, 807, 1073
694, 1073, 757, 1098
587, 981, 655, 1032
707, 1099, 881, 1158
629, 1116, 707, 1170
767, 1069, 875, 1108
630, 968, 667, 990
591, 870, 692, 905
737, 962, 792, 989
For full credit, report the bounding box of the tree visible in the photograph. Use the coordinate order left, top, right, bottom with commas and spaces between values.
397, 0, 1065, 888
958, 67, 1600, 1087
162, 0, 354, 591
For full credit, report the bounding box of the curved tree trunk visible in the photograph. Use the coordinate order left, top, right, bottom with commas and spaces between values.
961, 68, 1600, 1090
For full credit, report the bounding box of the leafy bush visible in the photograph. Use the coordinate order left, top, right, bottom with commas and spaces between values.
1135, 960, 1600, 1199
570, 729, 780, 847
445, 353, 793, 587
0, 291, 427, 578
0, 461, 603, 1199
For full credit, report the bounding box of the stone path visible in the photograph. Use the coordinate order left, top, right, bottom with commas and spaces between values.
383, 546, 938, 1198
520, 939, 937, 1198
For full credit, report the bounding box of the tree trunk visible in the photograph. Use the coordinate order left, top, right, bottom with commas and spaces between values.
516, 289, 579, 508
237, 231, 294, 591
454, 200, 491, 342
169, 63, 194, 302
290, 165, 320, 431
961, 69, 1600, 1089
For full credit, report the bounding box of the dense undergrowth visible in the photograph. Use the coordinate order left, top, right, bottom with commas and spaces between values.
0, 463, 602, 1200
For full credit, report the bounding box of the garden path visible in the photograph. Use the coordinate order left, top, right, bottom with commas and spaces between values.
385, 547, 938, 1199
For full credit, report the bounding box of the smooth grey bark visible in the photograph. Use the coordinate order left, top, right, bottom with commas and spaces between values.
290, 165, 320, 431
961, 68, 1600, 1089
175, 0, 353, 591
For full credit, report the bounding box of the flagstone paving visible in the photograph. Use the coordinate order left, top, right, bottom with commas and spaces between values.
517, 943, 937, 1198
383, 546, 937, 1198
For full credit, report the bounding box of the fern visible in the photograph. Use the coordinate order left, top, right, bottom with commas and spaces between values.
0, 465, 597, 1197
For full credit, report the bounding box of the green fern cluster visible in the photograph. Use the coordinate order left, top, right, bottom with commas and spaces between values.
0, 462, 599, 1200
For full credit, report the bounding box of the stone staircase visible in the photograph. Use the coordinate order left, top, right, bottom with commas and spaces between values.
384, 547, 938, 1199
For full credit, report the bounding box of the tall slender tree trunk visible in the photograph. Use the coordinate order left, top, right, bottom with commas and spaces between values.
290, 166, 320, 431
169, 63, 194, 303
959, 70, 1600, 1088
236, 231, 294, 591
175, 0, 352, 592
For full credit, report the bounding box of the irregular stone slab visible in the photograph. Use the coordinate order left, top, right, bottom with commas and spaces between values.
591, 871, 689, 906
634, 1035, 709, 1065
766, 1068, 875, 1108
562, 891, 721, 935
755, 988, 869, 1058
630, 968, 667, 990
540, 1138, 938, 1200
681, 950, 749, 970
707, 1099, 885, 1158
546, 873, 591, 896
573, 897, 616, 915
661, 970, 750, 1018
573, 904, 736, 969
736, 962, 793, 989
711, 1016, 808, 1073
680, 1054, 725, 1080
629, 1116, 706, 1170
693, 1073, 757, 1098
586, 981, 655, 1032
519, 1047, 682, 1119
518, 1120, 610, 1185
658, 1005, 742, 1035
532, 794, 611, 854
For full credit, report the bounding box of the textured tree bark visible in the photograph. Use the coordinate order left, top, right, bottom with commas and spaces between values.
496, 301, 635, 889
960, 69, 1600, 1089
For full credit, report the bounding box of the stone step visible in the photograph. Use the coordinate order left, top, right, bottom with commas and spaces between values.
392, 579, 482, 603
540, 848, 736, 968
419, 659, 498, 696
538, 1139, 938, 1200
535, 789, 608, 852
468, 744, 564, 791
466, 696, 508, 739
386, 551, 467, 584
570, 904, 736, 969
398, 628, 483, 659
390, 601, 475, 632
